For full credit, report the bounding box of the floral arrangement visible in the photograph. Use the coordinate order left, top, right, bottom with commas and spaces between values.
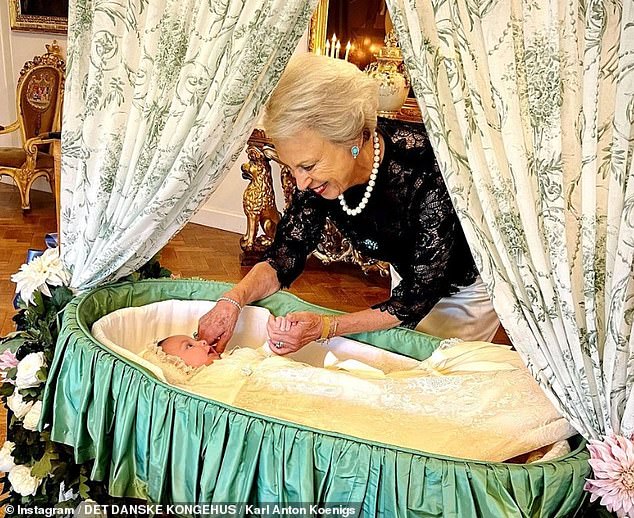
0, 248, 170, 511
0, 248, 83, 508
11, 248, 71, 305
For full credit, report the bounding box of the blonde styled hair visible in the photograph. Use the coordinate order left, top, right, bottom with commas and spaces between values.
264, 53, 379, 145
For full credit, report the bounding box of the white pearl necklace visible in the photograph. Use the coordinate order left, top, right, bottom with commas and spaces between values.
338, 130, 380, 216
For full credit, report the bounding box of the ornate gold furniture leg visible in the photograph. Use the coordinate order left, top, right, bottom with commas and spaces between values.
47, 133, 62, 238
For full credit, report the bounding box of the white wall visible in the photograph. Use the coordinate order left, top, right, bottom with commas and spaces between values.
0, 8, 307, 235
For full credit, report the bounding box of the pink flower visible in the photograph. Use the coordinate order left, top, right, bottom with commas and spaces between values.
585, 434, 634, 517
0, 350, 19, 382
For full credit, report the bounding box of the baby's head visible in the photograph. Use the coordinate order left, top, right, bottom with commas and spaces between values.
158, 335, 220, 367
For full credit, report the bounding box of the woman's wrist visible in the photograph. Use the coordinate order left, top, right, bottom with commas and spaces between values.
217, 294, 243, 312
225, 288, 249, 306
318, 315, 340, 343
329, 309, 400, 336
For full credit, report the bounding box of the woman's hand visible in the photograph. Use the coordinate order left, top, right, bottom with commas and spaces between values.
266, 311, 323, 355
197, 300, 241, 354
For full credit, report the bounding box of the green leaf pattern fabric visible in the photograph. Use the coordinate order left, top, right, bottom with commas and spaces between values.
386, 0, 634, 439
61, 0, 316, 289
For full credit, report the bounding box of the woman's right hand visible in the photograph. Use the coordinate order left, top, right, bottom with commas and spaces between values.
196, 262, 282, 353
197, 299, 241, 354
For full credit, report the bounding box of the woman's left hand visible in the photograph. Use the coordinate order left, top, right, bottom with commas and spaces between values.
266, 311, 322, 355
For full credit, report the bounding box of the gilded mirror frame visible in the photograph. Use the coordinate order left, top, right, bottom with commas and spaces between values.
308, 0, 329, 54
9, 0, 68, 34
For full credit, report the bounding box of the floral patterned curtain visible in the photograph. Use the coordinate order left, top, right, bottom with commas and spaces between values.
386, 0, 634, 439
61, 0, 316, 289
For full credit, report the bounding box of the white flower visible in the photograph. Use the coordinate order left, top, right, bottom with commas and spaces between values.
38, 247, 70, 283
7, 389, 34, 420
15, 352, 45, 389
0, 441, 16, 472
22, 401, 42, 431
11, 248, 71, 305
11, 264, 48, 305
8, 464, 41, 496
58, 480, 78, 503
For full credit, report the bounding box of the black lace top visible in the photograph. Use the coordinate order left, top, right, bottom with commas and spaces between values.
263, 118, 478, 328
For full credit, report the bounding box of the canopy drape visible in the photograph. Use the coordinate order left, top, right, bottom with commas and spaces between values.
386, 0, 634, 439
61, 0, 316, 290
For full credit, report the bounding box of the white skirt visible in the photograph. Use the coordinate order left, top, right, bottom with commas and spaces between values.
390, 266, 499, 342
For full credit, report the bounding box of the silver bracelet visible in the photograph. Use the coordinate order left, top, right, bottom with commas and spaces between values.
217, 296, 242, 312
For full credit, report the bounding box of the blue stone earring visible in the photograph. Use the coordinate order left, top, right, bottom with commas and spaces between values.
351, 145, 360, 159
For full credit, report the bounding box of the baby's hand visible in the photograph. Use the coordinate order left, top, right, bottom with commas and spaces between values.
266, 312, 322, 355
268, 315, 297, 333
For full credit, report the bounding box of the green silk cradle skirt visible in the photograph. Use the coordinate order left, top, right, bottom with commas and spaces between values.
41, 280, 590, 517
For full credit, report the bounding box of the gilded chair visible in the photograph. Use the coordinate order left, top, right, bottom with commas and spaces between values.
0, 41, 64, 210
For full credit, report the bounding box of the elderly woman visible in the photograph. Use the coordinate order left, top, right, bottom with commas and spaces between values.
198, 53, 499, 354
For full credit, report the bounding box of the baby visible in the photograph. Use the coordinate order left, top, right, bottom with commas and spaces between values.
157, 335, 221, 367
158, 315, 296, 367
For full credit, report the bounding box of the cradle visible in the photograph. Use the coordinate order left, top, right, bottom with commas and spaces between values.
41, 279, 590, 516
91, 299, 574, 462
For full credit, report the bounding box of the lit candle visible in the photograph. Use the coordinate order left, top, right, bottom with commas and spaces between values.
335, 41, 341, 59
331, 33, 337, 57
325, 40, 330, 57
344, 41, 351, 61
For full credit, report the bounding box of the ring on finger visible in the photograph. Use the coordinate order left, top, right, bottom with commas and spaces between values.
274, 341, 284, 349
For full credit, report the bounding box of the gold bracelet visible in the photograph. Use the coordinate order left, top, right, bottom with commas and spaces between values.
328, 316, 339, 339
319, 315, 331, 341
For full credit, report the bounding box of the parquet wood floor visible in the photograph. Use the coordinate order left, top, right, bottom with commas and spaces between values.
0, 182, 510, 446
0, 183, 394, 335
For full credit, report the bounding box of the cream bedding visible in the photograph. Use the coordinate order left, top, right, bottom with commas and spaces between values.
91, 300, 575, 462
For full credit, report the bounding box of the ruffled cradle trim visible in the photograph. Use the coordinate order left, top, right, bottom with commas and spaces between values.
41, 279, 591, 514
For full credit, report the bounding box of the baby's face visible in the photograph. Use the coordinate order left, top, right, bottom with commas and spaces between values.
160, 335, 220, 367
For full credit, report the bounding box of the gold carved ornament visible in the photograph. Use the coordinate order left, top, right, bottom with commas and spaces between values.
240, 143, 281, 254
